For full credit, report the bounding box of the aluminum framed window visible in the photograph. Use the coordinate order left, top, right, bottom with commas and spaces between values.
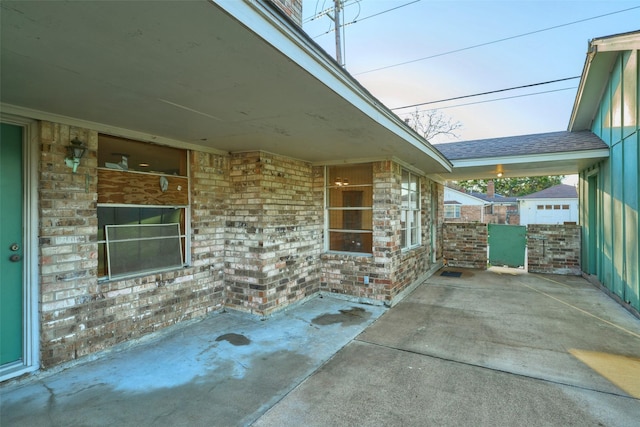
105, 223, 183, 280
98, 205, 188, 280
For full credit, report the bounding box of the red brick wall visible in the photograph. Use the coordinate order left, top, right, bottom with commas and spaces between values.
321, 161, 441, 304
225, 152, 322, 315
442, 222, 488, 269
268, 0, 302, 26
39, 122, 225, 368
527, 224, 581, 275
444, 205, 483, 223
35, 121, 445, 368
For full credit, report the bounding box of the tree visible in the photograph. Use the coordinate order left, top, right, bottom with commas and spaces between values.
404, 108, 462, 143
453, 176, 564, 198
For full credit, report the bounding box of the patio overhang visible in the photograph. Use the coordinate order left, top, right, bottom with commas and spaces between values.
0, 0, 451, 174
433, 131, 609, 181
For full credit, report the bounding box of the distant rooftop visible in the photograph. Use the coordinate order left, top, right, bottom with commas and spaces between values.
469, 192, 518, 203
434, 131, 607, 160
520, 184, 578, 199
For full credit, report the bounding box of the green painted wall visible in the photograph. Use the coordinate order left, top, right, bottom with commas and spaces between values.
580, 49, 639, 313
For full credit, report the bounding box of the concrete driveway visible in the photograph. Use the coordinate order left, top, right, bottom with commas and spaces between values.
2, 268, 639, 426
256, 268, 640, 426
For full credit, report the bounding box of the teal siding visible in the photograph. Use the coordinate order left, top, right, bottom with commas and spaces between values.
580, 49, 640, 312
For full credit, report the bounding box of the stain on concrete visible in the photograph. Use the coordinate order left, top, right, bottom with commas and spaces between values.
216, 333, 251, 346
312, 307, 371, 326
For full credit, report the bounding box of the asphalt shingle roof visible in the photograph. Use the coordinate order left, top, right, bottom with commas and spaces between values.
469, 192, 518, 203
520, 184, 578, 199
433, 131, 607, 160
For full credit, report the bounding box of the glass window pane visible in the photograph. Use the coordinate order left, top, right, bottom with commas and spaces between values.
402, 169, 409, 188
99, 134, 187, 175
410, 226, 418, 246
329, 231, 372, 253
401, 187, 409, 209
106, 224, 182, 279
411, 174, 418, 192
411, 192, 419, 209
328, 163, 372, 187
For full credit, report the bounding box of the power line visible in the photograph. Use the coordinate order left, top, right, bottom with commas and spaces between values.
398, 87, 577, 114
304, 0, 362, 23
311, 0, 421, 38
355, 5, 640, 75
391, 76, 580, 110
346, 0, 420, 25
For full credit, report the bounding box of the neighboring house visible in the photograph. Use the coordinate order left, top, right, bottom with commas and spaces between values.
443, 187, 488, 222
0, 0, 452, 380
469, 181, 520, 225
569, 31, 639, 315
518, 184, 578, 226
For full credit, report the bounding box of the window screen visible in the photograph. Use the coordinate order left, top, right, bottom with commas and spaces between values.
105, 223, 183, 279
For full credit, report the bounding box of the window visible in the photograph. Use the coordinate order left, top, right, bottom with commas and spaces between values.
401, 170, 420, 248
444, 204, 461, 218
326, 164, 373, 254
97, 135, 189, 280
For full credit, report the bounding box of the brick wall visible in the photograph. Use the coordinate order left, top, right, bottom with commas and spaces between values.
321, 162, 441, 304
225, 152, 322, 315
34, 121, 444, 368
322, 161, 397, 303
444, 205, 483, 222
39, 123, 225, 368
442, 222, 488, 269
527, 224, 581, 275
268, 0, 303, 26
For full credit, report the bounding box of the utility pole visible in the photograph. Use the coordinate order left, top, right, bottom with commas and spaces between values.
333, 0, 343, 67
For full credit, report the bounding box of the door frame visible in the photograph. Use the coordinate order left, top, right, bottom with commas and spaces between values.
0, 114, 39, 381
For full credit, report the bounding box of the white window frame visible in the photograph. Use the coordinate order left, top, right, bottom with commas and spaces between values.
444, 204, 461, 219
401, 169, 421, 249
325, 164, 373, 255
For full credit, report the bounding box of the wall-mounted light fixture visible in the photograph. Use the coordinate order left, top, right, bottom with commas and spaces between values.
496, 165, 504, 178
64, 137, 87, 173
497, 172, 503, 178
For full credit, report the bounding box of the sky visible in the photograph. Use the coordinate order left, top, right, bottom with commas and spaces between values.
301, 0, 640, 145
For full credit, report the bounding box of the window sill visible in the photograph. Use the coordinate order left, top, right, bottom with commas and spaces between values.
322, 251, 373, 259
97, 265, 191, 284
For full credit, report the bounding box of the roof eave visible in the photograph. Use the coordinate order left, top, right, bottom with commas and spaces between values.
216, 0, 452, 172
568, 31, 640, 132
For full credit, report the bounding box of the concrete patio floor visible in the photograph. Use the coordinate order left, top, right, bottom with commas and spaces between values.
2, 267, 640, 426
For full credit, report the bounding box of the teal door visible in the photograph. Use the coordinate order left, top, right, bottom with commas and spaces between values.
488, 223, 526, 268
1, 123, 24, 365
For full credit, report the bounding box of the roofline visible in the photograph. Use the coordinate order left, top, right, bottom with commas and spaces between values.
444, 186, 489, 204
214, 0, 452, 172
568, 31, 640, 131
447, 148, 610, 168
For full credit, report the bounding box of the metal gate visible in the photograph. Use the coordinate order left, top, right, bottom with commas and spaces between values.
488, 224, 526, 268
